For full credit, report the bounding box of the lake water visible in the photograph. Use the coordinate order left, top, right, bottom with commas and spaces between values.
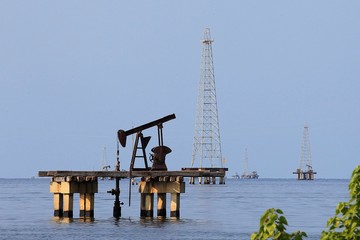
0, 178, 350, 239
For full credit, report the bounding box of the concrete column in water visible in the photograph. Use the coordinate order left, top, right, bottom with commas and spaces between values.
63, 193, 74, 218
85, 193, 95, 218
80, 192, 95, 218
219, 176, 225, 184
211, 177, 216, 184
79, 181, 97, 218
80, 193, 86, 217
170, 193, 180, 219
140, 193, 154, 218
189, 177, 194, 184
139, 179, 185, 219
50, 177, 98, 219
204, 177, 210, 184
157, 193, 166, 218
53, 193, 63, 217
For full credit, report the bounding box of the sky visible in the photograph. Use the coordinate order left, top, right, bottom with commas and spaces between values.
0, 1, 359, 178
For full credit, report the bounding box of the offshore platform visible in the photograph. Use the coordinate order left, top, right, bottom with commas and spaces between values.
293, 124, 317, 180
240, 148, 259, 179
37, 28, 229, 220
39, 114, 227, 220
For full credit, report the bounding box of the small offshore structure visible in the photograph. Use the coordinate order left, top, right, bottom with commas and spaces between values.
240, 148, 259, 179
39, 114, 227, 220
293, 124, 317, 180
241, 171, 259, 179
232, 172, 240, 179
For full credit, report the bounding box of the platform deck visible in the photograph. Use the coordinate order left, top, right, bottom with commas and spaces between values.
38, 169, 227, 178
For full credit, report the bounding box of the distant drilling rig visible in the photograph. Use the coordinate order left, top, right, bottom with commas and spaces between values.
191, 28, 223, 169
240, 148, 259, 179
293, 124, 317, 180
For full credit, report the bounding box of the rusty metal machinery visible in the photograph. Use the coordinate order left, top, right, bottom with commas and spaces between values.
117, 113, 175, 172
110, 114, 176, 212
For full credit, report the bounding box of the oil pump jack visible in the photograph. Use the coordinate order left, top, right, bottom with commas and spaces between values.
108, 114, 176, 218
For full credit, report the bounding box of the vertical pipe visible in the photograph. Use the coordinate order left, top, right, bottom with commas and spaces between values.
113, 177, 121, 218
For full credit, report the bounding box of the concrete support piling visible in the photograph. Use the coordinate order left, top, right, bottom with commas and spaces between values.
219, 176, 225, 184
50, 177, 98, 219
211, 176, 216, 184
170, 193, 180, 219
53, 193, 63, 217
40, 169, 228, 220
189, 177, 195, 184
85, 193, 95, 218
139, 177, 185, 219
204, 177, 210, 184
157, 193, 167, 218
79, 193, 86, 217
63, 193, 74, 218
140, 193, 154, 218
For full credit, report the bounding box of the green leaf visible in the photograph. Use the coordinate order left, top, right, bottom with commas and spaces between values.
279, 216, 288, 225
276, 209, 284, 214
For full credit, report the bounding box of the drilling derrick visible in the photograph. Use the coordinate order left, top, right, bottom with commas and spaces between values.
242, 148, 248, 177
293, 124, 317, 180
101, 146, 110, 171
191, 28, 223, 168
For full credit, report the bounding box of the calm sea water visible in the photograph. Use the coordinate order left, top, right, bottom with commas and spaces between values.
0, 178, 349, 239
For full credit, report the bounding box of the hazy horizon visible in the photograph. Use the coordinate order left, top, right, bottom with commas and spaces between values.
1, 1, 359, 178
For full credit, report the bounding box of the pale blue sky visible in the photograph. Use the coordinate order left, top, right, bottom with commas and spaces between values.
0, 1, 359, 178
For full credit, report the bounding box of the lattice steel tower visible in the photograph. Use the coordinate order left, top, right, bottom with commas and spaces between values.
299, 124, 312, 171
293, 124, 316, 180
242, 148, 248, 176
191, 28, 223, 168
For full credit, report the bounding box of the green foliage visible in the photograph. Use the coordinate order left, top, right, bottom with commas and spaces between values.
251, 208, 307, 240
321, 165, 360, 240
